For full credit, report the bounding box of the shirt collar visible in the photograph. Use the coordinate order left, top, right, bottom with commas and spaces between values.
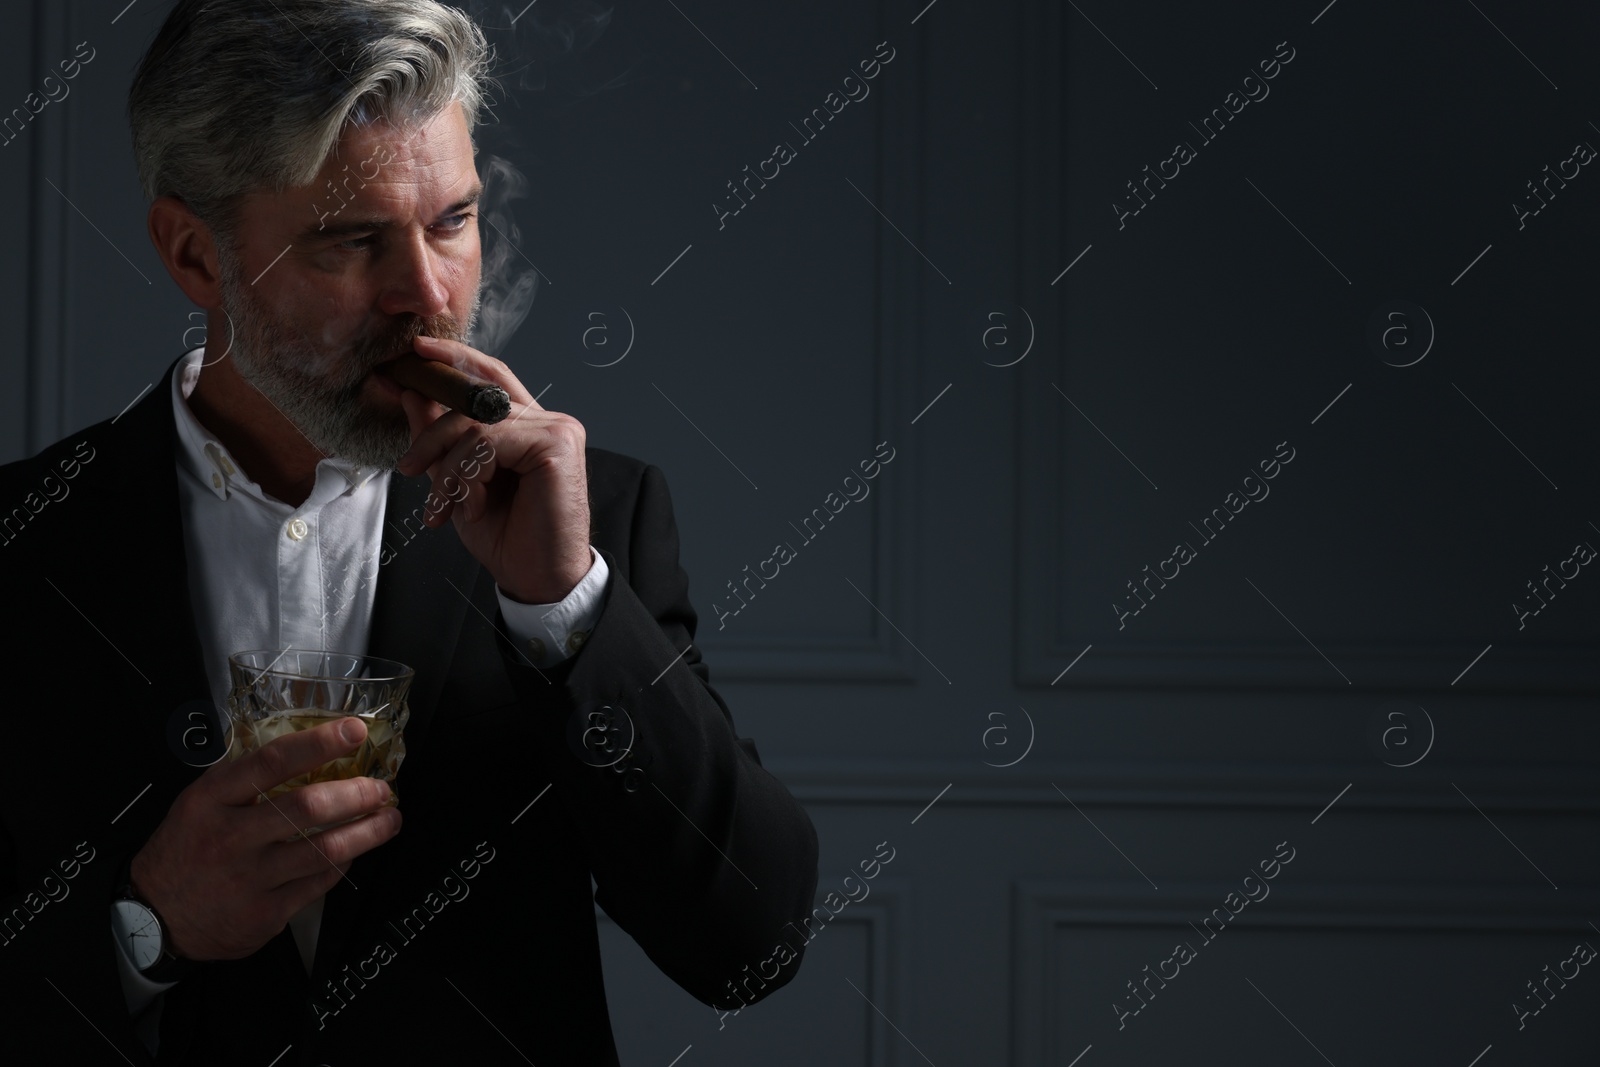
171, 347, 386, 505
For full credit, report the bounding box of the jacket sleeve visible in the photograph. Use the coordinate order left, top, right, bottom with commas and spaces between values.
494, 461, 820, 1009
0, 449, 159, 1065
0, 822, 157, 1063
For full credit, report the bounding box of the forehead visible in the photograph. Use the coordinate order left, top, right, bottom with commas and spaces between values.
327, 104, 475, 186
240, 104, 478, 225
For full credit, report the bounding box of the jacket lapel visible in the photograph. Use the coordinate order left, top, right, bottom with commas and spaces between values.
365, 470, 483, 753
93, 357, 211, 781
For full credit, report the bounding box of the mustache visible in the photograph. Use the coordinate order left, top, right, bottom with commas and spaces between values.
354, 313, 466, 373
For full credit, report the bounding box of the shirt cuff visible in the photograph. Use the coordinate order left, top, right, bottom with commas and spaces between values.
112, 917, 178, 1056
495, 546, 610, 667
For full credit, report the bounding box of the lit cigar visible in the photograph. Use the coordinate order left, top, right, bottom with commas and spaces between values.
378, 353, 511, 424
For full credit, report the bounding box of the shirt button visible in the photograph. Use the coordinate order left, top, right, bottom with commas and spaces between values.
566, 629, 589, 655
526, 636, 546, 662
286, 518, 309, 541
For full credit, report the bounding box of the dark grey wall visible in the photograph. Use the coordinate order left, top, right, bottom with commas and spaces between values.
5, 1, 1597, 1064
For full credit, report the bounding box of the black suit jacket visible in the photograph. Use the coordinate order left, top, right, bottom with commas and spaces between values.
0, 357, 820, 1064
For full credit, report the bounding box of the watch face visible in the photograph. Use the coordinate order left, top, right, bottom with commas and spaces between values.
111, 899, 163, 971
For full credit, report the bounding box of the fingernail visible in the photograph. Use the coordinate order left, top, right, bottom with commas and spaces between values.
376, 780, 392, 802
340, 718, 364, 743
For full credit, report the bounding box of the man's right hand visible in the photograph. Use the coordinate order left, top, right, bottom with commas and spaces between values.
128, 717, 403, 962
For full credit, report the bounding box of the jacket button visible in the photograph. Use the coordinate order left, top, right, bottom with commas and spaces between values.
566, 701, 634, 768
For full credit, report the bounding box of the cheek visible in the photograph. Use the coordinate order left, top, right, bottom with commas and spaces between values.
456, 252, 479, 293
306, 287, 370, 350
457, 235, 482, 293
452, 258, 481, 329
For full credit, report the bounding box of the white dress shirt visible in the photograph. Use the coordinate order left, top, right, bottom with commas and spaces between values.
115, 348, 610, 1048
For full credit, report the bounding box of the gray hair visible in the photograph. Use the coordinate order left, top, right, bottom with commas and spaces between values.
129, 0, 497, 245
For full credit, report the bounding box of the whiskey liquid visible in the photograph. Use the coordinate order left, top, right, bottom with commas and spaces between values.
234, 708, 406, 810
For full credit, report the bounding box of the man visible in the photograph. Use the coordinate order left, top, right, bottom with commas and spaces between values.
0, 1, 820, 1063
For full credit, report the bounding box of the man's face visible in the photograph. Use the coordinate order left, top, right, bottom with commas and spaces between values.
214, 104, 484, 469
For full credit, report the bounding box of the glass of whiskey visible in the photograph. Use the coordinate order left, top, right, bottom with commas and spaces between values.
226, 649, 413, 835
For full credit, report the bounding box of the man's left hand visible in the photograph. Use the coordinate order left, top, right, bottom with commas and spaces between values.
396, 335, 591, 604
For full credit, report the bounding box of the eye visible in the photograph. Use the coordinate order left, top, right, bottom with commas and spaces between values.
331, 212, 474, 254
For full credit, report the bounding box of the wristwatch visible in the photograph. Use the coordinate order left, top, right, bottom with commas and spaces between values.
109, 853, 197, 983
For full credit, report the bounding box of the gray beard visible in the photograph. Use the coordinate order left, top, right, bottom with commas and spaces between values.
214, 242, 480, 470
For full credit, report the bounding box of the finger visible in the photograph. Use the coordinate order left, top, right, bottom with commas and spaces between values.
396, 391, 474, 482
410, 411, 575, 525
411, 335, 535, 408
397, 386, 447, 470
411, 405, 576, 482
398, 383, 446, 442
264, 806, 402, 890
208, 717, 368, 807
434, 429, 507, 523
243, 773, 394, 848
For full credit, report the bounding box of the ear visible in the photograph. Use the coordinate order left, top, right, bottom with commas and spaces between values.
147, 195, 223, 308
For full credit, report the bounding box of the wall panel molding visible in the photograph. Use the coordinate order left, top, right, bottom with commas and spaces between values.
1012, 879, 1600, 1066
1010, 1, 1596, 696
594, 877, 910, 1066
700, 0, 920, 685
771, 758, 1600, 813
834, 878, 910, 1067
23, 0, 71, 455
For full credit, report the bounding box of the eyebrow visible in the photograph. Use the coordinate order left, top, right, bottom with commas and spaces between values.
300, 181, 484, 242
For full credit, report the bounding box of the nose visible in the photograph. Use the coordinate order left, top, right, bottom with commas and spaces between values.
377, 229, 452, 320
